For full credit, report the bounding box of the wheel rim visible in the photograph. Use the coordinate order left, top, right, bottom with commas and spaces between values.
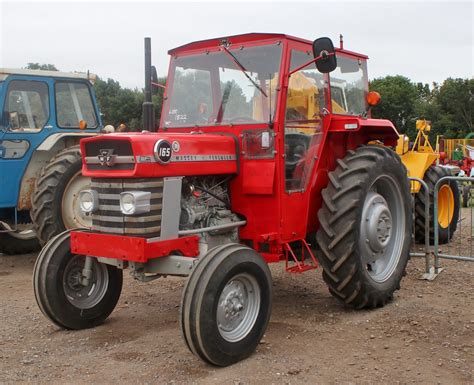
216, 273, 261, 342
62, 255, 109, 309
438, 184, 454, 228
359, 175, 405, 283
62, 172, 92, 229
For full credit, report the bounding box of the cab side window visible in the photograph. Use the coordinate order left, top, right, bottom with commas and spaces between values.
55, 82, 98, 128
4, 80, 49, 131
284, 50, 327, 192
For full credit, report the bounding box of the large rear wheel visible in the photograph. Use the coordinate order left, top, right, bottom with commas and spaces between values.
31, 146, 91, 245
316, 145, 412, 308
33, 230, 122, 329
415, 166, 460, 244
181, 243, 272, 366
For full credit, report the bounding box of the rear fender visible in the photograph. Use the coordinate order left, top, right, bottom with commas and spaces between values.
328, 117, 400, 147
17, 133, 97, 210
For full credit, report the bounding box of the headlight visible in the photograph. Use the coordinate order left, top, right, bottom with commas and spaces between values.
119, 191, 151, 215
78, 190, 98, 213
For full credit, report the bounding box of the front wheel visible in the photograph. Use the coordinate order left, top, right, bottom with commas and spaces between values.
316, 145, 412, 309
180, 243, 272, 366
33, 230, 123, 330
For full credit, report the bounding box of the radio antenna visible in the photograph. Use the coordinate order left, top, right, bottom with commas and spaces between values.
269, 73, 272, 126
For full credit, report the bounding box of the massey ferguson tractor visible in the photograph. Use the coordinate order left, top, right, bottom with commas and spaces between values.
34, 34, 412, 366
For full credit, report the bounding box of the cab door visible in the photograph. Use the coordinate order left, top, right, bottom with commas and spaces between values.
279, 46, 331, 241
0, 77, 51, 208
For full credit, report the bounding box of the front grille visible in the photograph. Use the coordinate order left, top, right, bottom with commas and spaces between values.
91, 178, 163, 238
85, 140, 135, 170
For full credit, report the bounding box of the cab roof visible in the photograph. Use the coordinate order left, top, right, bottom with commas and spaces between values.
168, 32, 368, 59
168, 33, 310, 55
0, 68, 97, 83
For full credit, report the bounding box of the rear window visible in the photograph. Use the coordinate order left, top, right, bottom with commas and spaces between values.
55, 82, 98, 128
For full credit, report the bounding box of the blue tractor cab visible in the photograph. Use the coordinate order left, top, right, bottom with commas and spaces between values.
0, 68, 106, 254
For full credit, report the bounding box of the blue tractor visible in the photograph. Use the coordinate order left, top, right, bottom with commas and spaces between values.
0, 68, 105, 254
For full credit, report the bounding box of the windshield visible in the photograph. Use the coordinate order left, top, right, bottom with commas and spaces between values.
162, 43, 282, 128
55, 82, 98, 128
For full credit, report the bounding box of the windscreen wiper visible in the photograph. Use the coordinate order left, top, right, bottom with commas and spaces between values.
220, 45, 268, 98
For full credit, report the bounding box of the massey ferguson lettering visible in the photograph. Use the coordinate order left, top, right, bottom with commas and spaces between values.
172, 154, 236, 162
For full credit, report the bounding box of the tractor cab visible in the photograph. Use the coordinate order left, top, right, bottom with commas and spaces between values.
159, 34, 378, 240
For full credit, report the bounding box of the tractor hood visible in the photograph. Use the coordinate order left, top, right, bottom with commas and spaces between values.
80, 132, 238, 178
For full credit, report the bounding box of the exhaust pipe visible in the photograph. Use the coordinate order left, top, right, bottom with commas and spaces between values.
143, 37, 155, 132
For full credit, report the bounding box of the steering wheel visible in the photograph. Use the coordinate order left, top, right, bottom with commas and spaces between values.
229, 117, 258, 123
285, 133, 310, 168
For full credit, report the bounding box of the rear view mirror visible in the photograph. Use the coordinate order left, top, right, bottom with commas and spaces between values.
312, 37, 337, 73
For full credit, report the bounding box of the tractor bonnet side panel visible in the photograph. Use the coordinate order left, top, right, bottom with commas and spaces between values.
80, 132, 238, 178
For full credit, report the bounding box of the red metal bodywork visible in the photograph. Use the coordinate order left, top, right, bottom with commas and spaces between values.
71, 231, 200, 263
75, 33, 400, 265
81, 132, 238, 178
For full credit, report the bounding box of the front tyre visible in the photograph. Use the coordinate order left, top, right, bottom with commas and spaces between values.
316, 145, 412, 309
181, 243, 272, 366
33, 230, 123, 330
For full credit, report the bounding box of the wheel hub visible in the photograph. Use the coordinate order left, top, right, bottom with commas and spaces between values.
216, 273, 261, 342
359, 176, 405, 283
62, 255, 109, 309
362, 192, 393, 257
368, 202, 392, 254
220, 284, 247, 329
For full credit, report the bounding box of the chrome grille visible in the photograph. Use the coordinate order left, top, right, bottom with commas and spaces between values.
91, 178, 163, 238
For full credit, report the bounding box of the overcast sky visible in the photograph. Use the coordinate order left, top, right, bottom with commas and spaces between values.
1, 0, 472, 89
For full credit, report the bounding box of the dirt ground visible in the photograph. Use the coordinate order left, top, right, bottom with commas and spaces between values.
1, 220, 473, 383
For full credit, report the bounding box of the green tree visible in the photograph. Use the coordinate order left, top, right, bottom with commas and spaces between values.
25, 63, 58, 71
93, 77, 166, 131
436, 78, 473, 135
369, 75, 419, 137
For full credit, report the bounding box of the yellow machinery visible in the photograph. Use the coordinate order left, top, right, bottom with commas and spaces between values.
397, 119, 459, 244
396, 119, 439, 193
253, 71, 346, 131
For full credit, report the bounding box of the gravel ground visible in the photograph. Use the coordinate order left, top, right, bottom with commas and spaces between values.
1, 215, 473, 383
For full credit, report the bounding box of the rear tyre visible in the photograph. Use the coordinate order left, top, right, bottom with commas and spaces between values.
181, 243, 272, 366
0, 222, 40, 255
33, 230, 122, 330
414, 166, 460, 244
462, 184, 470, 208
31, 146, 92, 245
316, 145, 412, 309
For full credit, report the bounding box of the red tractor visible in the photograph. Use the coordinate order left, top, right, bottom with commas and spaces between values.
34, 34, 412, 366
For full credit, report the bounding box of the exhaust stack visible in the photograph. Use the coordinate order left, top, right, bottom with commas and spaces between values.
143, 37, 155, 132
